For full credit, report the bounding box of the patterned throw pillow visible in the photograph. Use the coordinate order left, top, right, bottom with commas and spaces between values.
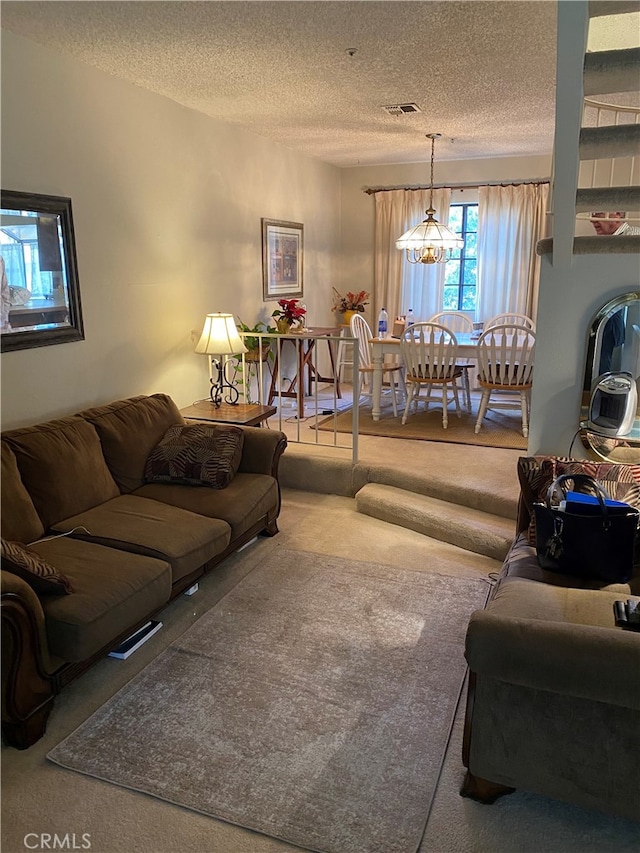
524, 457, 640, 546
144, 423, 245, 489
1, 538, 73, 595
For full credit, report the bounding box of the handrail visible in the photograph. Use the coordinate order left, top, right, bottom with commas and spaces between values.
236, 330, 360, 463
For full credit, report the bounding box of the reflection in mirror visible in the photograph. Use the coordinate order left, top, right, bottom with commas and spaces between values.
580, 291, 640, 461
1, 190, 84, 352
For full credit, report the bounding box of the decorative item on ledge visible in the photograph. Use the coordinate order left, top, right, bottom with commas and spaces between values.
271, 298, 306, 333
331, 288, 369, 325
195, 313, 247, 407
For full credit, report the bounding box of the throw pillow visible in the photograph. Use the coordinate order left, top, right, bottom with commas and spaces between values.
526, 457, 640, 546
144, 423, 244, 489
1, 538, 73, 595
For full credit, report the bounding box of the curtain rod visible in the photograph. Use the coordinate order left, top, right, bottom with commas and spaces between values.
364, 178, 550, 195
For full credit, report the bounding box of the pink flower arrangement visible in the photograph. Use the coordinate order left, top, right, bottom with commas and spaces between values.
331, 289, 369, 313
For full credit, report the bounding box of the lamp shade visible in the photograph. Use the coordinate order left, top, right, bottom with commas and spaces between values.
395, 207, 464, 264
195, 313, 247, 356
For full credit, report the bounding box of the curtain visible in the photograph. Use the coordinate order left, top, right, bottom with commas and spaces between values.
373, 187, 452, 324
476, 183, 549, 324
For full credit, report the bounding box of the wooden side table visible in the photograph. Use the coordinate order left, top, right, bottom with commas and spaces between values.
180, 401, 276, 427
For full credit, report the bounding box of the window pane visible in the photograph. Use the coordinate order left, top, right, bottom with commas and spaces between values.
443, 286, 458, 310
461, 287, 476, 311
466, 206, 478, 231
448, 207, 463, 231
463, 258, 477, 286
444, 261, 460, 285
464, 232, 477, 257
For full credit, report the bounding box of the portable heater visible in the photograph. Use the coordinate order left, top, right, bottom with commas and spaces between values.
587, 372, 638, 437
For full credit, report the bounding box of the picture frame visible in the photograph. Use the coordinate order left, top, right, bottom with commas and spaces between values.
262, 218, 303, 300
1, 190, 84, 352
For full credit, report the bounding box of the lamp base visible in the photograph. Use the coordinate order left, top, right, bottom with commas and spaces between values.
209, 358, 240, 408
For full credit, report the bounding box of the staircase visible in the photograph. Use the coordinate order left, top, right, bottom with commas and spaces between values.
537, 1, 640, 258
280, 446, 519, 563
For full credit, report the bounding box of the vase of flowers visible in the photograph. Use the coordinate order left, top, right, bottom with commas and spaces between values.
271, 299, 306, 333
331, 288, 370, 324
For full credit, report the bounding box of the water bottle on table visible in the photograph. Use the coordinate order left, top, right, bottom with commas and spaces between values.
406, 308, 415, 327
378, 307, 388, 339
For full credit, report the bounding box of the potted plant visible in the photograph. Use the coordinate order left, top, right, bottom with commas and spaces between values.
271, 299, 306, 333
331, 288, 370, 324
236, 319, 275, 362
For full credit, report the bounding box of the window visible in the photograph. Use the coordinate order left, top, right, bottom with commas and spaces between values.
443, 203, 477, 312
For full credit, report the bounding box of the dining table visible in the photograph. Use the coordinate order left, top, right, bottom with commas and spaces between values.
369, 331, 480, 421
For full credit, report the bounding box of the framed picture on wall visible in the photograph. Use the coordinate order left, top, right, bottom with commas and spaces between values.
262, 218, 303, 300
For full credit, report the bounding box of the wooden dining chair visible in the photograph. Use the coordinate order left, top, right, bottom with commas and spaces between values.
429, 311, 474, 411
400, 322, 464, 428
350, 313, 402, 416
474, 324, 536, 437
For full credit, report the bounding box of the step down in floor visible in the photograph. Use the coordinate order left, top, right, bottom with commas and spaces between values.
355, 483, 515, 561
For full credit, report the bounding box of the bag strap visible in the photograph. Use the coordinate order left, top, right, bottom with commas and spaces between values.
545, 473, 610, 513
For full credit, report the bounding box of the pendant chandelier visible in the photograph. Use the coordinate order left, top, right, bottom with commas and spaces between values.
395, 133, 463, 264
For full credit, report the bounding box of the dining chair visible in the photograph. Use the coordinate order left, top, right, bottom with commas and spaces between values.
400, 322, 464, 428
350, 313, 402, 416
474, 323, 536, 437
485, 313, 536, 331
429, 311, 474, 412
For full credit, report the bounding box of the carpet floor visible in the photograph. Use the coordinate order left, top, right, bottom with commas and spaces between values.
314, 404, 527, 450
47, 549, 489, 853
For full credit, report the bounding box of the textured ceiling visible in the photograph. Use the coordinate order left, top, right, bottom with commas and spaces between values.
1, 1, 562, 166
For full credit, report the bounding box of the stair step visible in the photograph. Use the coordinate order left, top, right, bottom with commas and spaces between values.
583, 47, 640, 96
355, 483, 514, 561
537, 234, 640, 255
589, 1, 640, 18
575, 185, 640, 212
579, 124, 640, 160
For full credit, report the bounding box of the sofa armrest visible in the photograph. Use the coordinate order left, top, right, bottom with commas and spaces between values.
2, 570, 57, 747
237, 426, 287, 478
466, 599, 640, 711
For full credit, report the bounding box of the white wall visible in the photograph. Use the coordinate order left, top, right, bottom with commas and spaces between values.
1, 31, 341, 429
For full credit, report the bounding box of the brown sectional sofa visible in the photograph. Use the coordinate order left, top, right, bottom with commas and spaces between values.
1, 394, 287, 749
462, 456, 640, 821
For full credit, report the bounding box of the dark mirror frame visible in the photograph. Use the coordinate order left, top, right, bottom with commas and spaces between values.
1, 190, 84, 352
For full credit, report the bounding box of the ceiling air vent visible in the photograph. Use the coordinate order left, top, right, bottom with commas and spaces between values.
382, 103, 422, 117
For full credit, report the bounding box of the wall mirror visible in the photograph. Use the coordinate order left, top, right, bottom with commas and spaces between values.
1, 190, 84, 352
580, 291, 640, 461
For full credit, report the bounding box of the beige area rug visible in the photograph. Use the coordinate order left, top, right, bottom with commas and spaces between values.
315, 403, 527, 450
48, 549, 489, 853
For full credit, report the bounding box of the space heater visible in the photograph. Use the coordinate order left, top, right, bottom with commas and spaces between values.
587, 372, 638, 437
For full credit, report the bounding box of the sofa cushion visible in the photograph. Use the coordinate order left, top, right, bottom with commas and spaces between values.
51, 495, 231, 583
32, 536, 171, 662
0, 440, 44, 543
3, 417, 120, 529
1, 538, 72, 595
80, 394, 184, 493
134, 472, 278, 539
144, 423, 244, 488
500, 531, 640, 596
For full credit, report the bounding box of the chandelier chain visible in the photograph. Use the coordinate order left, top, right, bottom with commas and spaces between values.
429, 135, 435, 209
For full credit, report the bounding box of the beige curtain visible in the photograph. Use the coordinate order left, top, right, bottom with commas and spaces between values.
373, 188, 452, 323
476, 183, 549, 325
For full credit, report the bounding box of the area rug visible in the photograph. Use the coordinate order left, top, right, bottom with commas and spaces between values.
48, 550, 489, 853
315, 404, 527, 450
